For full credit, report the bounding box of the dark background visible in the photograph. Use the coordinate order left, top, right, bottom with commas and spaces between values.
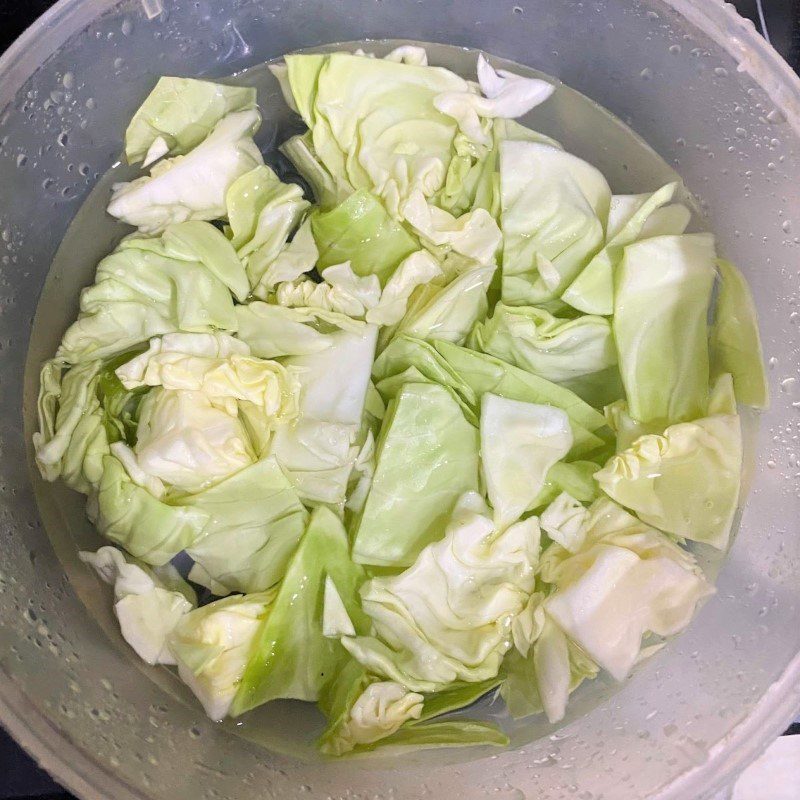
0, 1, 798, 798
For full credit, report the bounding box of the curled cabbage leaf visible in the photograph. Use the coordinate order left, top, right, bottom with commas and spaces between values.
401, 189, 501, 264
108, 110, 263, 234
539, 492, 589, 553
434, 54, 554, 147
124, 77, 257, 165
80, 546, 195, 665
500, 140, 611, 306
540, 498, 714, 682
225, 164, 311, 292
274, 262, 382, 319
34, 360, 110, 494
57, 222, 243, 364
344, 492, 539, 690
93, 454, 210, 565
480, 393, 572, 530
234, 301, 362, 359
470, 303, 621, 406
284, 52, 467, 216
393, 265, 496, 346
133, 388, 256, 493
366, 250, 443, 326
321, 681, 424, 756
595, 408, 742, 550
168, 591, 275, 720
501, 615, 598, 723
115, 332, 300, 492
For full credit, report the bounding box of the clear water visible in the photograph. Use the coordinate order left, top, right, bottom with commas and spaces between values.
27, 39, 748, 766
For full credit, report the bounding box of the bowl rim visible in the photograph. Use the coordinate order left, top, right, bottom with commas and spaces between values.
0, 1, 799, 798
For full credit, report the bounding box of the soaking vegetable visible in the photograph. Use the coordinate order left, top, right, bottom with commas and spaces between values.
34, 45, 767, 757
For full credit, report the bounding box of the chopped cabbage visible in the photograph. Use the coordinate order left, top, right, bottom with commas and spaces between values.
108, 110, 263, 234
124, 77, 256, 165
33, 45, 766, 755
613, 233, 716, 425
351, 383, 480, 567
80, 546, 195, 665
344, 492, 539, 690
480, 394, 572, 529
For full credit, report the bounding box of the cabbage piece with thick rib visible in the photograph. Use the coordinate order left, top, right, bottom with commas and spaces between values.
371, 336, 607, 457
168, 591, 276, 720
231, 506, 369, 714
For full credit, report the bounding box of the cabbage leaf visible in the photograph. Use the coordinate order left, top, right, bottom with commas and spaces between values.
480, 394, 572, 529
124, 77, 256, 165
184, 457, 309, 593
345, 492, 538, 689
232, 506, 368, 713
710, 259, 769, 408
168, 591, 275, 720
270, 326, 377, 505
561, 182, 689, 315
470, 303, 622, 406
351, 383, 480, 567
540, 498, 714, 682
108, 110, 264, 234
80, 546, 195, 665
225, 164, 311, 292
613, 233, 716, 425
56, 223, 242, 364
500, 141, 611, 305
595, 409, 742, 550
311, 190, 418, 285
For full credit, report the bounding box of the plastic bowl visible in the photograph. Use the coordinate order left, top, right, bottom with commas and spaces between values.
1, 2, 799, 799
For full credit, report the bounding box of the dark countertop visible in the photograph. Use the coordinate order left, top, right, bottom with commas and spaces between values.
0, 1, 798, 799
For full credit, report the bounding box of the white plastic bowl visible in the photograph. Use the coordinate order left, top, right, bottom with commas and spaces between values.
1, 2, 799, 799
